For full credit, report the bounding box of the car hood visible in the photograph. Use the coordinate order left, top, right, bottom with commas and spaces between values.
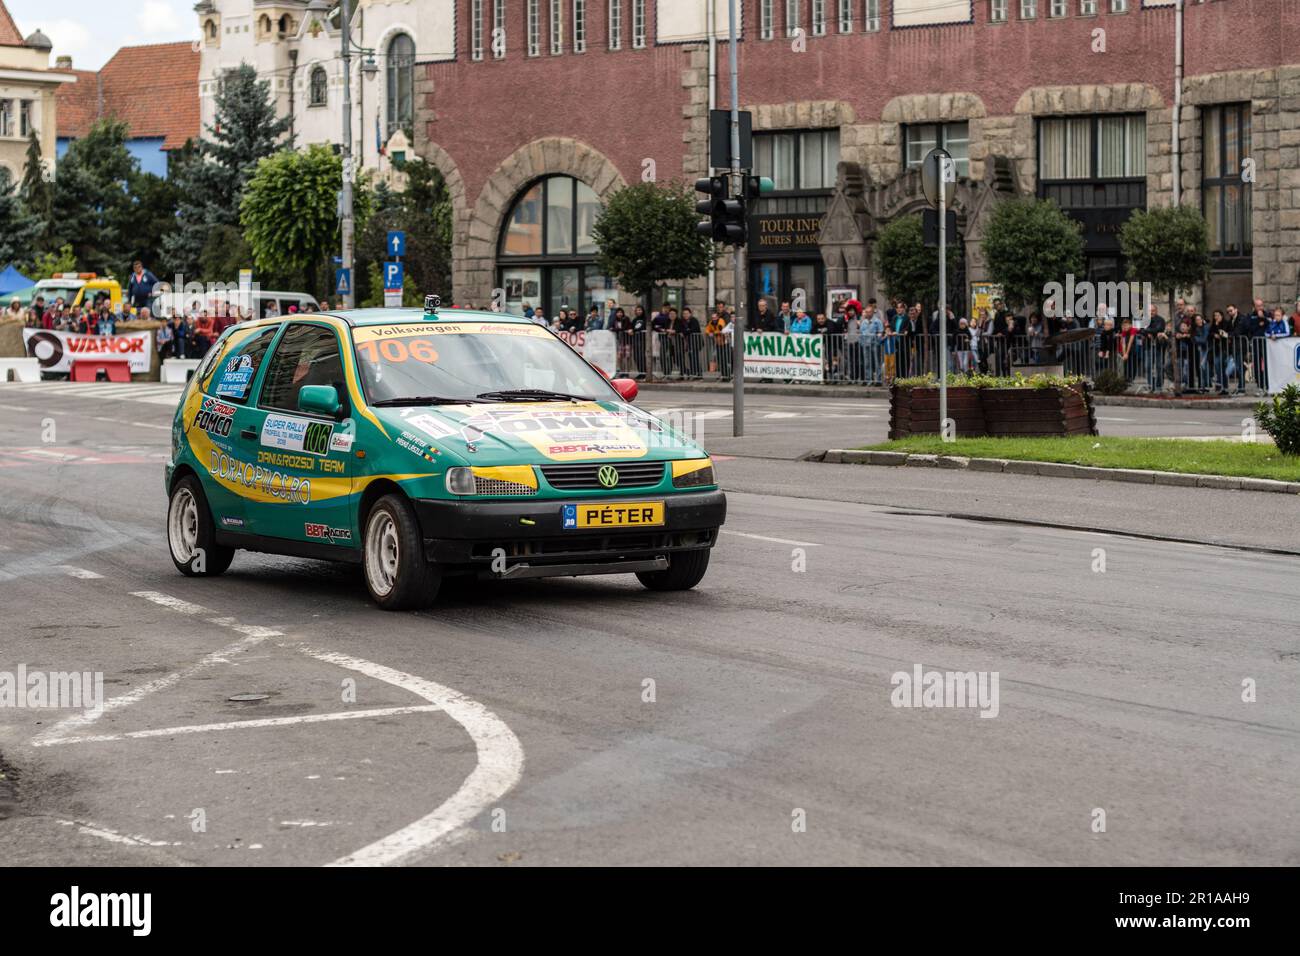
371, 399, 703, 467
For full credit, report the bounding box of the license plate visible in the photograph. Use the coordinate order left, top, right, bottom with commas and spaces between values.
563, 501, 665, 530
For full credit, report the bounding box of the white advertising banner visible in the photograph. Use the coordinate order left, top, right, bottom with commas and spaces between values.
743, 332, 824, 383
1265, 337, 1300, 394
557, 329, 620, 378
23, 329, 153, 374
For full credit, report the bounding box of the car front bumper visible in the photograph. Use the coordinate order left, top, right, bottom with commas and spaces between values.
413, 489, 726, 577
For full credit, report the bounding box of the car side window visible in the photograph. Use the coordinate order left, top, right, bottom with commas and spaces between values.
200, 328, 278, 404
259, 323, 345, 413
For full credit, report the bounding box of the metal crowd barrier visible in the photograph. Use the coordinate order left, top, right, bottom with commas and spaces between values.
602, 331, 1274, 394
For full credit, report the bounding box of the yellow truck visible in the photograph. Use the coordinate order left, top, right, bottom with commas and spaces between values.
33, 274, 125, 313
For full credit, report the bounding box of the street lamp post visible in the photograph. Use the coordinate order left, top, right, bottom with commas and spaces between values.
340, 0, 355, 309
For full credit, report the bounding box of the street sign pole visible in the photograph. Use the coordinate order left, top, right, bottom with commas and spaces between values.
340, 0, 355, 309
728, 0, 744, 438
939, 161, 948, 433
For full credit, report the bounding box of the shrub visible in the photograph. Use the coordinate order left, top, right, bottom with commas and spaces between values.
893, 372, 1086, 390
1255, 384, 1300, 456
1093, 368, 1129, 396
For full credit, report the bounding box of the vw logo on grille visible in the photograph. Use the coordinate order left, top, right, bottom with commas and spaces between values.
597, 465, 620, 488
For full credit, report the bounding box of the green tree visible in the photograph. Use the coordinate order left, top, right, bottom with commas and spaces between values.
24, 244, 77, 279
0, 167, 41, 268
241, 145, 368, 295
591, 181, 713, 300
981, 197, 1085, 311
356, 159, 453, 305
164, 65, 292, 279
875, 214, 962, 310
1120, 203, 1212, 394
19, 132, 52, 233
46, 119, 137, 273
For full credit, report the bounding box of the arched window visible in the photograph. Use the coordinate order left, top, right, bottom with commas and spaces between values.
496, 175, 616, 317
279, 15, 291, 35
205, 19, 218, 40
259, 14, 272, 35
386, 33, 415, 138
309, 66, 328, 107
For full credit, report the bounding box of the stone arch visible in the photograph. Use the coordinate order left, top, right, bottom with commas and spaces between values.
413, 138, 470, 298
880, 92, 987, 125
458, 138, 628, 304
744, 100, 856, 131
1013, 83, 1164, 115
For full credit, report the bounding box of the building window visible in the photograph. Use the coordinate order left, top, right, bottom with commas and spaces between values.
904, 122, 970, 178
1110, 0, 1127, 11
492, 0, 506, 57
812, 0, 826, 35
551, 0, 564, 54
574, 0, 587, 51
990, 0, 1008, 22
1021, 0, 1037, 19
19, 100, 33, 137
387, 33, 415, 137
1038, 114, 1145, 180
1049, 0, 1066, 16
864, 0, 880, 31
609, 0, 622, 49
632, 0, 646, 48
838, 0, 852, 32
528, 0, 541, 55
497, 175, 613, 318
309, 66, 328, 107
1202, 103, 1252, 259
1079, 0, 1097, 14
786, 1, 802, 37
761, 0, 775, 39
471, 0, 484, 60
0, 100, 11, 138
755, 129, 840, 192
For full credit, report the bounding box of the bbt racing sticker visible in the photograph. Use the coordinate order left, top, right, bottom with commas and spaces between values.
305, 523, 352, 542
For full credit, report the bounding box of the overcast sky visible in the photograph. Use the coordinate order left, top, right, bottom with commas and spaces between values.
10, 0, 196, 71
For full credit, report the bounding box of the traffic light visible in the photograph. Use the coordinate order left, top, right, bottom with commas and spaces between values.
743, 175, 775, 203
695, 176, 747, 246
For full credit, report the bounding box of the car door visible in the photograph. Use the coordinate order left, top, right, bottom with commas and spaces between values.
241, 321, 355, 547
189, 325, 280, 534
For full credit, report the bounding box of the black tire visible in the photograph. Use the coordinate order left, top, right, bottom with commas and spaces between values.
636, 548, 711, 592
363, 493, 440, 610
167, 474, 235, 577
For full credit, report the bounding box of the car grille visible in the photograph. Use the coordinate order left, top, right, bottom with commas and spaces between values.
540, 461, 666, 490
474, 477, 537, 497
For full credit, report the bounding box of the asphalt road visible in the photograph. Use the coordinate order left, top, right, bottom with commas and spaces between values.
0, 382, 1296, 866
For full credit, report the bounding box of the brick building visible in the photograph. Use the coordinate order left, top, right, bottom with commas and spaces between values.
413, 1, 1298, 320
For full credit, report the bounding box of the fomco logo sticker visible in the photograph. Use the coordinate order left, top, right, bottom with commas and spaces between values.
193, 397, 235, 437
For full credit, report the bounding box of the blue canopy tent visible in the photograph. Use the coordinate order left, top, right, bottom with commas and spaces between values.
0, 264, 35, 298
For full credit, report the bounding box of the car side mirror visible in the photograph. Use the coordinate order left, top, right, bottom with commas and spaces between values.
298, 384, 341, 417
611, 378, 638, 402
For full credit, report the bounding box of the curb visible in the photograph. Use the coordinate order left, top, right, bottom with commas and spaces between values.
816, 450, 1300, 496
638, 381, 1261, 408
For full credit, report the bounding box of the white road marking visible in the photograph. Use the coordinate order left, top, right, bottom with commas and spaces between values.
762, 412, 800, 419
298, 645, 525, 868
56, 565, 103, 579
41, 705, 442, 746
721, 530, 822, 547
130, 590, 209, 615
32, 631, 269, 746
58, 818, 183, 849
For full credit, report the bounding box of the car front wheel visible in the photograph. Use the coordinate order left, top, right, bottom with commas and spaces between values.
635, 547, 711, 592
364, 494, 440, 610
167, 475, 234, 577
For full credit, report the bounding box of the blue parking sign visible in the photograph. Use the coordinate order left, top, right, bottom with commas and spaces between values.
384, 261, 404, 292
335, 267, 352, 296
387, 231, 406, 257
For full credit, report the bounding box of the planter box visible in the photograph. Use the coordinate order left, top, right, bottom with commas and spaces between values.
889, 384, 1097, 440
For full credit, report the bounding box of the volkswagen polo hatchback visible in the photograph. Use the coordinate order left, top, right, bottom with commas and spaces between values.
165, 299, 726, 609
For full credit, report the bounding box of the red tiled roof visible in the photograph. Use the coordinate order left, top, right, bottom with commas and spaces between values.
0, 1, 24, 47
54, 41, 200, 151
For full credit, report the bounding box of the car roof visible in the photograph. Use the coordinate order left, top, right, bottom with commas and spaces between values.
231, 307, 538, 333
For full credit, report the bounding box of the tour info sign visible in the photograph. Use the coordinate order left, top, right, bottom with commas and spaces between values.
22, 328, 153, 374
743, 332, 824, 382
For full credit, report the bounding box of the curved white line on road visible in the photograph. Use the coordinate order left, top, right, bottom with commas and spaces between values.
296, 645, 524, 868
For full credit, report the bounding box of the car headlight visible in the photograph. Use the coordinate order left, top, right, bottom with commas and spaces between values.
671, 458, 715, 488
446, 465, 539, 497
445, 467, 476, 496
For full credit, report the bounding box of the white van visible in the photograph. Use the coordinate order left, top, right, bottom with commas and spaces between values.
150, 287, 319, 321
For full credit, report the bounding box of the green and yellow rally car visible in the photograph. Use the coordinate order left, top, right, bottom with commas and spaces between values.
165, 298, 726, 609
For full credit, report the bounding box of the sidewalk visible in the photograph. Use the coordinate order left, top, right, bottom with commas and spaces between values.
639, 379, 1262, 409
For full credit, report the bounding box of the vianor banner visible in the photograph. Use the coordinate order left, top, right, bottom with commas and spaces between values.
743, 332, 824, 383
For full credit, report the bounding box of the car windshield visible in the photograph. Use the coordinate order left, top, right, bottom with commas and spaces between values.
352, 320, 614, 405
